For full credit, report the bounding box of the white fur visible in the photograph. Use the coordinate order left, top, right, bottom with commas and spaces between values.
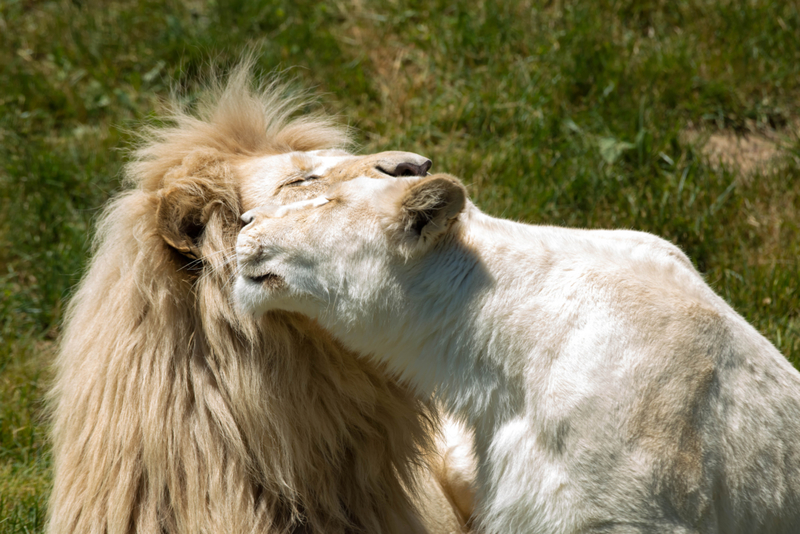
235, 175, 800, 533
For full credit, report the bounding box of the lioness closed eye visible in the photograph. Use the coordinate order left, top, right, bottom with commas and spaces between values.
235, 173, 800, 534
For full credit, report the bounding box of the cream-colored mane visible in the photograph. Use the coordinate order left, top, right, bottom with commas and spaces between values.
48, 65, 465, 534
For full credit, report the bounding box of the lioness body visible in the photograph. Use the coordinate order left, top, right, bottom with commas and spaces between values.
235, 174, 800, 533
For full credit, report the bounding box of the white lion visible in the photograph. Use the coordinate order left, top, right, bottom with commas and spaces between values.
48, 63, 474, 534
233, 173, 800, 533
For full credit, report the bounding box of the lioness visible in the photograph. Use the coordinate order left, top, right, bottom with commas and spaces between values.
234, 173, 800, 533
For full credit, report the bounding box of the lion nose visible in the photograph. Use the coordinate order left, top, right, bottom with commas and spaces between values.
241, 211, 256, 225
241, 206, 280, 224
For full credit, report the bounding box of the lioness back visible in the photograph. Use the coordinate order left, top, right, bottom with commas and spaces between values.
521, 226, 800, 532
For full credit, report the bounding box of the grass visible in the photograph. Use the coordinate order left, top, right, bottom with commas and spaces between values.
1, 0, 798, 530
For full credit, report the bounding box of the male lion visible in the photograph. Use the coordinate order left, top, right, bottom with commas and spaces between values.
48, 66, 472, 533
234, 173, 800, 533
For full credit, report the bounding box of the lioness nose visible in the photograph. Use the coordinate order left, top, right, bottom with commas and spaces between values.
392, 160, 432, 177
374, 152, 432, 177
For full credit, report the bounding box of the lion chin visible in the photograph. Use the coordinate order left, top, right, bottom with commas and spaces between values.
48, 60, 473, 534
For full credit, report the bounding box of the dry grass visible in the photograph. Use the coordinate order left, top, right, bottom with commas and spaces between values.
683, 125, 798, 176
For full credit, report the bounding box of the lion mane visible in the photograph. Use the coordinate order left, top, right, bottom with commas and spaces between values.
48, 65, 455, 533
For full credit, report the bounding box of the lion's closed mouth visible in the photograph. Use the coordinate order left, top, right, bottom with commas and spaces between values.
248, 273, 284, 288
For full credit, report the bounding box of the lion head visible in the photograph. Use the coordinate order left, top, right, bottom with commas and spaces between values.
49, 64, 466, 534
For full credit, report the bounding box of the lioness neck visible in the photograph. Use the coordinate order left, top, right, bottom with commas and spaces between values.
319, 203, 549, 431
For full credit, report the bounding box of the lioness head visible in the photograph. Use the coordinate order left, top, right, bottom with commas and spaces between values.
156, 148, 433, 263
234, 173, 467, 317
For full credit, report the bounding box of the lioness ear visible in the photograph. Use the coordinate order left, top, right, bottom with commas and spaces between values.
395, 174, 466, 253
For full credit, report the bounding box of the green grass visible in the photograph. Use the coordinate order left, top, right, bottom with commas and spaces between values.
1, 0, 798, 530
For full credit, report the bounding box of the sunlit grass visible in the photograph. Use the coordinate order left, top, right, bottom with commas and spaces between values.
1, 1, 798, 530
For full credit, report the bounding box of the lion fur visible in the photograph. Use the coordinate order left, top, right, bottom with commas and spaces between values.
48, 64, 450, 534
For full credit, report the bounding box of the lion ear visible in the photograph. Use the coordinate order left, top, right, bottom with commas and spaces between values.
156, 180, 213, 261
394, 174, 466, 254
